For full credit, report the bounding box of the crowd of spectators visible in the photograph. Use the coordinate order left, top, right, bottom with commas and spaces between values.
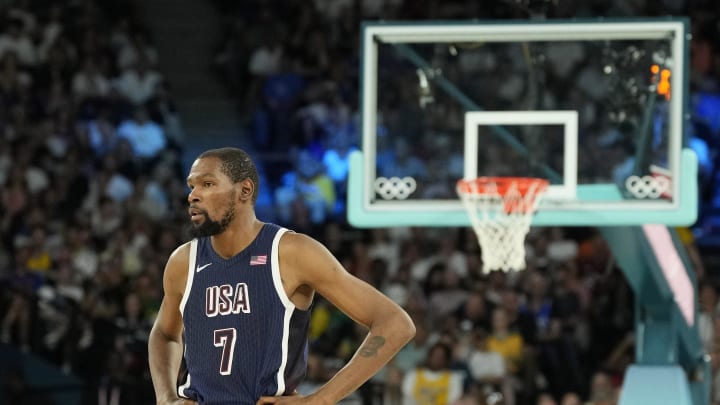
0, 1, 719, 405
0, 0, 186, 403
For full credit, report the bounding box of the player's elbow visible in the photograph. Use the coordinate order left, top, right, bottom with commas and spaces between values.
148, 325, 165, 349
404, 316, 417, 342
393, 309, 416, 344
149, 322, 181, 345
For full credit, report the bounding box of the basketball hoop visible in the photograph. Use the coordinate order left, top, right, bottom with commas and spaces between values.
457, 177, 549, 273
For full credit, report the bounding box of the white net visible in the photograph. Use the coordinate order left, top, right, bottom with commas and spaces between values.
457, 177, 548, 273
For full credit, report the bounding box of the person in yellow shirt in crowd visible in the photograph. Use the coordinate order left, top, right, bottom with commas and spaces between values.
487, 307, 524, 375
25, 226, 52, 275
402, 342, 465, 405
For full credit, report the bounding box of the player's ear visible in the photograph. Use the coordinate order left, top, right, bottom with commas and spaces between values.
239, 179, 254, 201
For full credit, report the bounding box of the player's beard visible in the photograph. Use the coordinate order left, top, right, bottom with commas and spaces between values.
188, 196, 237, 238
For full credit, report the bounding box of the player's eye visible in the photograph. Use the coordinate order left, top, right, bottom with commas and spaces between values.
204, 182, 213, 188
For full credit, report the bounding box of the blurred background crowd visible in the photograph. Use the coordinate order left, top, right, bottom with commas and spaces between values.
0, 0, 719, 405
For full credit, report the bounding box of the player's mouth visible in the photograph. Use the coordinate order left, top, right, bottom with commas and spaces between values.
188, 207, 205, 221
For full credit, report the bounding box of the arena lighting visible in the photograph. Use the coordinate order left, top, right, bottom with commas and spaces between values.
652, 64, 672, 100
602, 43, 675, 123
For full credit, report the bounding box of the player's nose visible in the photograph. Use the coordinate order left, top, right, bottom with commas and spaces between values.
188, 188, 201, 203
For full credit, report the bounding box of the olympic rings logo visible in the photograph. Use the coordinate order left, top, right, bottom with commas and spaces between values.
625, 175, 671, 199
374, 176, 417, 200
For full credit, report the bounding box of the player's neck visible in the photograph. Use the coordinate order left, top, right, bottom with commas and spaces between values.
210, 216, 264, 259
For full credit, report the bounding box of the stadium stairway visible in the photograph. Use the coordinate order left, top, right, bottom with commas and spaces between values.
135, 0, 250, 172
0, 343, 84, 404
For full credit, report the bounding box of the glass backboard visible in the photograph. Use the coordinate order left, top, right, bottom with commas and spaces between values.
348, 19, 697, 227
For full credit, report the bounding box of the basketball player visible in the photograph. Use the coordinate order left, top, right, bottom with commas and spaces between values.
148, 147, 416, 405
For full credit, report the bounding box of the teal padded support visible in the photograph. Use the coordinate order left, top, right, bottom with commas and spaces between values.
619, 365, 693, 405
600, 226, 710, 405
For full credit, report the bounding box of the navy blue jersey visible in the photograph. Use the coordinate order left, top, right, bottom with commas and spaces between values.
177, 224, 311, 405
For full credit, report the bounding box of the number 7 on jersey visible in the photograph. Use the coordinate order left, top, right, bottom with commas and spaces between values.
214, 328, 237, 375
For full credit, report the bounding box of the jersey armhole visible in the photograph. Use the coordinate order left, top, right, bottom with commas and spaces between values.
179, 239, 198, 316
271, 228, 295, 309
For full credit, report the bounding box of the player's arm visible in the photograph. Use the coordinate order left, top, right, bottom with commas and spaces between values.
272, 233, 415, 405
149, 243, 193, 405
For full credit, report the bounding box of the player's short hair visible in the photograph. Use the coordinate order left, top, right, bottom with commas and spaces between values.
199, 147, 259, 203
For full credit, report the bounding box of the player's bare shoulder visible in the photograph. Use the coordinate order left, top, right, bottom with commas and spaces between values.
162, 240, 193, 297
278, 231, 332, 263
278, 230, 344, 284
278, 230, 314, 253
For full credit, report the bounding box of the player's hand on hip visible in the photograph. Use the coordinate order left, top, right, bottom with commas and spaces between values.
256, 393, 321, 405
157, 398, 197, 405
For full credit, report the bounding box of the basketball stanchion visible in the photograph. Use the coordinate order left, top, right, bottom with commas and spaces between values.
456, 177, 549, 273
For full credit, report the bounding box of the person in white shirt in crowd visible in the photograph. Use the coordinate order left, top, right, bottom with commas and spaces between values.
114, 54, 162, 105
247, 30, 284, 77
0, 18, 36, 66
468, 329, 515, 405
72, 57, 111, 101
546, 227, 579, 264
116, 105, 166, 163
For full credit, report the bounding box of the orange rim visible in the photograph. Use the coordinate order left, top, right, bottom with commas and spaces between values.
456, 177, 549, 196
457, 177, 549, 214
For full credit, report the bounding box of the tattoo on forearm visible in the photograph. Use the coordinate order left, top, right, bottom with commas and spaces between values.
359, 336, 386, 357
